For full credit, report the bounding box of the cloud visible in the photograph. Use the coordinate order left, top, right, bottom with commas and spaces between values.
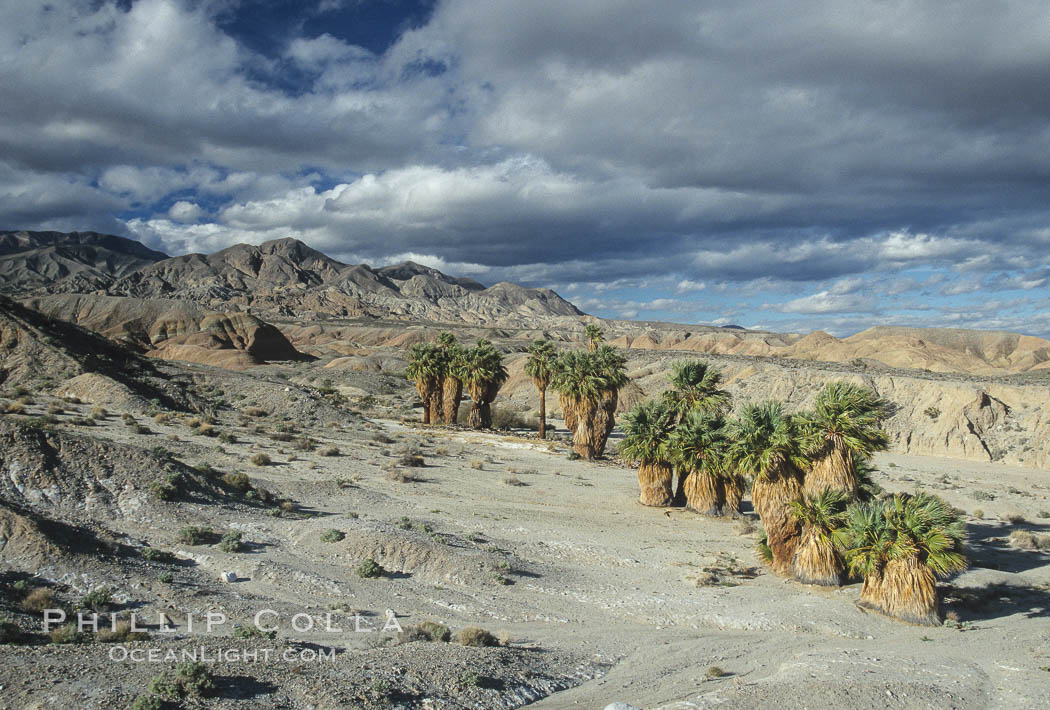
1, 0, 1049, 334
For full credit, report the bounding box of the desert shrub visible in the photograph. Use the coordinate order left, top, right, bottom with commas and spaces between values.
122, 413, 137, 425
197, 423, 217, 437
456, 626, 497, 647
372, 432, 394, 444
503, 476, 526, 487
320, 529, 346, 543
222, 471, 251, 491
131, 695, 164, 710
356, 558, 385, 579
153, 412, 173, 424
706, 665, 726, 679
567, 451, 581, 460
279, 500, 295, 513
244, 407, 268, 417
1039, 511, 1050, 519
233, 624, 276, 640
1009, 529, 1050, 550
21, 587, 54, 613
46, 402, 64, 416
176, 527, 214, 545
218, 532, 244, 553
80, 587, 113, 612
399, 620, 451, 643
185, 417, 201, 429
218, 432, 237, 444
924, 406, 941, 419
71, 416, 95, 426
50, 624, 86, 644
972, 509, 984, 519
321, 446, 340, 457
0, 617, 24, 644
147, 673, 183, 701
250, 453, 271, 466
1004, 512, 1026, 524
972, 490, 995, 501
269, 432, 293, 442
158, 572, 174, 584
469, 459, 484, 470
459, 669, 481, 687
4, 401, 25, 414
133, 424, 151, 435
294, 437, 317, 452
175, 661, 218, 696
91, 405, 108, 418
399, 454, 425, 467
98, 620, 149, 643
385, 468, 421, 483
148, 477, 178, 501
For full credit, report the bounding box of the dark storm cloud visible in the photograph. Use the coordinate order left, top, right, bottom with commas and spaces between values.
1, 0, 1049, 333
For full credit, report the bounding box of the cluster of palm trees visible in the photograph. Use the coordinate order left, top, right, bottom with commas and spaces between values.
405, 334, 508, 429
621, 364, 967, 625
524, 331, 628, 459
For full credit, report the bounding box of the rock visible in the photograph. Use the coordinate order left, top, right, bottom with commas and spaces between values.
604, 703, 642, 710
220, 571, 237, 583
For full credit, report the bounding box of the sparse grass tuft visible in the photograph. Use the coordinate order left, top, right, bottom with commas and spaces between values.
456, 626, 498, 647
21, 587, 54, 613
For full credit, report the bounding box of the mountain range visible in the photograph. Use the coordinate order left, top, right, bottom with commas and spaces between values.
1, 229, 1049, 376
0, 230, 582, 324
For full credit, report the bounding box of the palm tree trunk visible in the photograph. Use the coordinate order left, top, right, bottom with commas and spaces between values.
561, 393, 578, 433
723, 475, 744, 515
684, 469, 725, 516
804, 438, 856, 498
428, 385, 443, 424
467, 382, 485, 429
571, 396, 598, 459
538, 387, 546, 439
792, 525, 843, 586
751, 470, 804, 576
859, 555, 940, 625
415, 380, 432, 424
442, 377, 462, 425
638, 461, 674, 506
589, 388, 617, 457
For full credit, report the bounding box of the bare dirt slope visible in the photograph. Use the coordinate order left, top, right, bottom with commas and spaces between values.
0, 362, 1048, 708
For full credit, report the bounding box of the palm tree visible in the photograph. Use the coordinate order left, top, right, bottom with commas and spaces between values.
840, 492, 966, 625
551, 350, 605, 458
437, 333, 464, 425
584, 324, 604, 352
725, 401, 806, 575
662, 360, 730, 503
798, 382, 890, 498
405, 343, 441, 424
620, 400, 677, 506
790, 489, 849, 586
662, 360, 730, 423
590, 345, 628, 457
668, 411, 729, 516
524, 340, 557, 439
460, 340, 508, 429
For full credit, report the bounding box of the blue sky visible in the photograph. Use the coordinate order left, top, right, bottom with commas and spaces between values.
2, 0, 1050, 336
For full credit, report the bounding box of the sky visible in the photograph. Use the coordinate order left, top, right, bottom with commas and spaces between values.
2, 0, 1050, 336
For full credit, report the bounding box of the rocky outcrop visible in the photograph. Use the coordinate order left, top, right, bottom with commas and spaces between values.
24, 294, 308, 370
